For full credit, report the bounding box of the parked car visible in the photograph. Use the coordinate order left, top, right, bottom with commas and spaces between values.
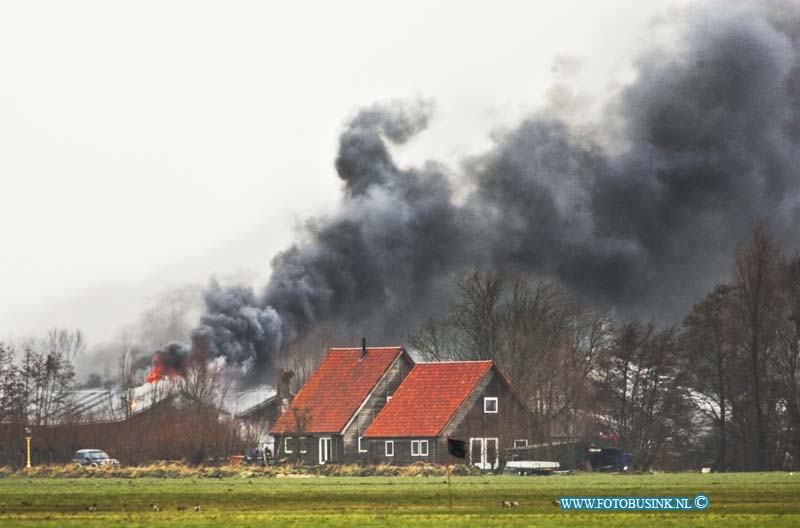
244, 448, 269, 466
72, 449, 119, 467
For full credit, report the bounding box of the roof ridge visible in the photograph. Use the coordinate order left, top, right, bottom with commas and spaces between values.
328, 346, 403, 350
270, 346, 405, 434
415, 360, 494, 364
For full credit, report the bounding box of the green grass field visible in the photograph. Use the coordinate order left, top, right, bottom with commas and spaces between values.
0, 472, 798, 527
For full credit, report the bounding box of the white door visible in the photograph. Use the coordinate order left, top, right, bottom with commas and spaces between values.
319, 437, 332, 465
470, 437, 499, 470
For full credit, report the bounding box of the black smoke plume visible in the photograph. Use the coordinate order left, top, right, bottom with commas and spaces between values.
191, 1, 800, 383
147, 341, 190, 382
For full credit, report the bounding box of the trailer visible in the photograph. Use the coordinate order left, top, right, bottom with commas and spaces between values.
504, 439, 633, 473
504, 459, 560, 475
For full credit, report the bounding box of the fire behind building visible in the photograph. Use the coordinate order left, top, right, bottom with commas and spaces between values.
270, 343, 536, 467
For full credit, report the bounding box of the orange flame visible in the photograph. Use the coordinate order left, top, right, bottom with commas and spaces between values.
146, 364, 180, 384
146, 365, 164, 384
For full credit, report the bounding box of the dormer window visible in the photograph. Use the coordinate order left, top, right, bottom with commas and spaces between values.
484, 397, 498, 413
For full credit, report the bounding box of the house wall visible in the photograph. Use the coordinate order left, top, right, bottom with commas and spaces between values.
439, 369, 535, 467
341, 353, 414, 463
272, 433, 345, 465
365, 437, 439, 465
368, 369, 535, 467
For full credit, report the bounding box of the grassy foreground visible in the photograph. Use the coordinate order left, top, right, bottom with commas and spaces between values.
0, 472, 797, 527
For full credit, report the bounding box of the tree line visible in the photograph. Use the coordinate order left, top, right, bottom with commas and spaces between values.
409, 228, 800, 471
1, 228, 797, 471
0, 331, 252, 467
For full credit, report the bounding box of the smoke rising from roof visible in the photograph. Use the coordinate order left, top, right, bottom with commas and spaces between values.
193, 1, 800, 383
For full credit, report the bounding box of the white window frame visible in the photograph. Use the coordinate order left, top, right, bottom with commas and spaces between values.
284, 436, 293, 454
385, 440, 394, 457
358, 437, 368, 453
470, 437, 499, 470
299, 436, 307, 454
319, 436, 332, 465
411, 440, 429, 457
514, 439, 528, 448
484, 396, 498, 413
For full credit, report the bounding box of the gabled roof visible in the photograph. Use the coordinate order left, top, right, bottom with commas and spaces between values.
364, 361, 493, 438
220, 389, 278, 418
271, 347, 406, 434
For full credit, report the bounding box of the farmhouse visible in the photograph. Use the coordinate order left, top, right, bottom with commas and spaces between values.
270, 344, 414, 464
363, 361, 535, 468
271, 344, 536, 468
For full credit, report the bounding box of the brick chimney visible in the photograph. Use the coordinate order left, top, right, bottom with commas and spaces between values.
277, 368, 294, 411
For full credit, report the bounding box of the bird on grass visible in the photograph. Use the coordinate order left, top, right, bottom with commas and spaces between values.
501, 501, 520, 508
87, 503, 97, 512
149, 503, 161, 512
194, 504, 201, 512
552, 499, 562, 507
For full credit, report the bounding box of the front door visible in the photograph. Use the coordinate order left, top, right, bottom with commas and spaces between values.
319, 436, 332, 465
469, 437, 499, 470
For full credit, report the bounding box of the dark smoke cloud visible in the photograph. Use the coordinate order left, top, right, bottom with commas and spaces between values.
150, 341, 191, 377
194, 1, 800, 382
471, 2, 800, 316
193, 100, 463, 382
192, 281, 283, 376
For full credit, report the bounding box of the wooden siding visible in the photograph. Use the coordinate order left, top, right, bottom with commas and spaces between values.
340, 353, 414, 463
369, 369, 535, 467
366, 437, 439, 465
272, 433, 344, 465
439, 369, 535, 466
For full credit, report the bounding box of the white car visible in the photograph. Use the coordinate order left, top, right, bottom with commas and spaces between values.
72, 449, 120, 467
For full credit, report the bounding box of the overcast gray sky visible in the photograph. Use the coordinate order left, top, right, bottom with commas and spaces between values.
0, 0, 690, 345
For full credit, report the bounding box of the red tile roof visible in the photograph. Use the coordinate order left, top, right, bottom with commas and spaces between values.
364, 361, 493, 438
270, 347, 405, 434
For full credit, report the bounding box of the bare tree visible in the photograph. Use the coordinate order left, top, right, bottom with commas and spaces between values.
20, 329, 80, 426
682, 284, 736, 470
118, 334, 137, 420
449, 269, 506, 361
0, 342, 23, 424
279, 323, 336, 394
409, 270, 610, 442
730, 227, 783, 470
598, 322, 691, 470
408, 317, 458, 362
777, 253, 800, 469
288, 406, 312, 463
